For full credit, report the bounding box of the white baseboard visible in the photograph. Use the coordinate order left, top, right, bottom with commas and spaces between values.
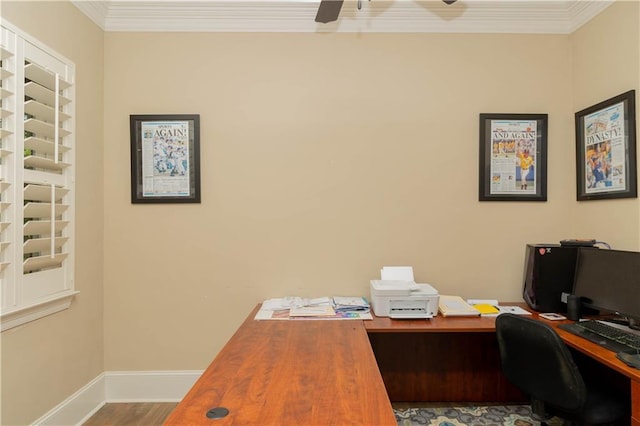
34, 374, 106, 426
33, 370, 202, 426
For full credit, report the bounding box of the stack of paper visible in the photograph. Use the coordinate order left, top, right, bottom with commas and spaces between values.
438, 295, 481, 317
289, 305, 336, 317
332, 296, 370, 313
262, 297, 331, 311
255, 296, 373, 320
466, 299, 532, 316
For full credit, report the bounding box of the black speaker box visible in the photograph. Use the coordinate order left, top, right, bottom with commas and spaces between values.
522, 244, 579, 313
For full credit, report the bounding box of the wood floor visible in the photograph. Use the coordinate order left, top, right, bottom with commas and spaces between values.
84, 402, 421, 425
82, 403, 177, 426
82, 402, 529, 425
82, 402, 440, 425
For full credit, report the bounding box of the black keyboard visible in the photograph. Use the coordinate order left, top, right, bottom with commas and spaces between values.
559, 320, 640, 353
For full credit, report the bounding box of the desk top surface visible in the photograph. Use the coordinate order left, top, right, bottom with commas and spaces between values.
550, 321, 640, 381
164, 306, 396, 426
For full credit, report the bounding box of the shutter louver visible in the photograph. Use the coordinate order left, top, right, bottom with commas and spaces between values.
0, 31, 15, 291
23, 61, 71, 174
0, 48, 13, 123
23, 183, 70, 273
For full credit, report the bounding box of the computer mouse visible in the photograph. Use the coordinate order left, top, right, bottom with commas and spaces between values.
616, 351, 640, 369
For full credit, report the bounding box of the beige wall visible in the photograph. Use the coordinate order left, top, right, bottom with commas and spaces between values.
101, 3, 638, 372
103, 31, 578, 370
570, 0, 640, 249
0, 2, 105, 425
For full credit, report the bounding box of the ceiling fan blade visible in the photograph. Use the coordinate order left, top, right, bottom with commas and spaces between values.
315, 0, 344, 23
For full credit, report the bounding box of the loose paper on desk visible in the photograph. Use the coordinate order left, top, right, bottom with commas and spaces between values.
438, 295, 480, 317
255, 297, 372, 320
472, 304, 500, 315
261, 297, 331, 311
466, 299, 500, 315
333, 296, 370, 313
496, 305, 531, 316
465, 299, 531, 316
289, 305, 337, 317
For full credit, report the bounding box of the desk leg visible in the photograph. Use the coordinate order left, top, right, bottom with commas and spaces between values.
632, 380, 640, 426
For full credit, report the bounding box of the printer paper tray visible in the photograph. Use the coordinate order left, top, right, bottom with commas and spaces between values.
389, 313, 433, 319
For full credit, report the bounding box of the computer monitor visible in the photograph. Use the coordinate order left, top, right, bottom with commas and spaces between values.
572, 247, 640, 329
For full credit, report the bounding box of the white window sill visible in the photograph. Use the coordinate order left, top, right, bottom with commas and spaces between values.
0, 290, 79, 332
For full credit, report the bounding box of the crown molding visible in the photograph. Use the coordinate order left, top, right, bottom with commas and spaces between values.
72, 0, 111, 29
71, 0, 615, 33
565, 0, 614, 32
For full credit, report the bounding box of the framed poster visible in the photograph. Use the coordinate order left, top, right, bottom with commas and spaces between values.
479, 113, 548, 201
575, 90, 637, 201
130, 114, 201, 203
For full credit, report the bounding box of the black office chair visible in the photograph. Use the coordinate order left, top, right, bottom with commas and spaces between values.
495, 313, 628, 425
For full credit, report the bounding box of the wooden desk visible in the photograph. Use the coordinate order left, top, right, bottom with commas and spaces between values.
367, 312, 640, 424
165, 305, 640, 425
164, 306, 397, 426
365, 313, 527, 402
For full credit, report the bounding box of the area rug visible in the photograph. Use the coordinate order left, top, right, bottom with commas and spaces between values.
393, 405, 563, 426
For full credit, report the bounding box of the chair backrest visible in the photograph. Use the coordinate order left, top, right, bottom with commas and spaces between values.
495, 313, 587, 413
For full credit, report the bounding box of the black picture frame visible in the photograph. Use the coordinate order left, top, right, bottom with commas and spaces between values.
575, 90, 637, 201
479, 113, 548, 201
130, 114, 201, 204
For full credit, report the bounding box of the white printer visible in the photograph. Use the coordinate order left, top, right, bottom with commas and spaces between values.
370, 280, 439, 319
369, 266, 439, 319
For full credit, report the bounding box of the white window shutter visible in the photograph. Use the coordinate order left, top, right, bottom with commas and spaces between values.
0, 20, 77, 331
